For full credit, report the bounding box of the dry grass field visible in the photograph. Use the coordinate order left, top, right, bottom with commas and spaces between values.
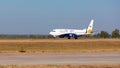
0, 39, 119, 53
0, 64, 120, 68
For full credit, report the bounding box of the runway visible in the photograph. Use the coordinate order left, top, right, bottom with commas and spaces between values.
0, 52, 120, 65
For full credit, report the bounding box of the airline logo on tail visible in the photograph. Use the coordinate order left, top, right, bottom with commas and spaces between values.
87, 20, 94, 34
87, 29, 93, 34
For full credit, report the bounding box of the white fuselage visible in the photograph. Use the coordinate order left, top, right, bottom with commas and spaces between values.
50, 29, 87, 37
49, 19, 94, 39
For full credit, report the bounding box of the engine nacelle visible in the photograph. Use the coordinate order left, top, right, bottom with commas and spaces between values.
71, 34, 78, 39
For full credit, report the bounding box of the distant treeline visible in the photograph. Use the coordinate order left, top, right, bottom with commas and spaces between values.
0, 29, 119, 39
92, 28, 120, 38
0, 35, 53, 39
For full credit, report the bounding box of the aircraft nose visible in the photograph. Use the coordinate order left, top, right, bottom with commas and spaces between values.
49, 32, 53, 35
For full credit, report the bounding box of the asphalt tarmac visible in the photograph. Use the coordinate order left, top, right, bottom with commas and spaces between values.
0, 52, 120, 65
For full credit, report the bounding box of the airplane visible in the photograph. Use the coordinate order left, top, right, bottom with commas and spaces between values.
49, 19, 94, 39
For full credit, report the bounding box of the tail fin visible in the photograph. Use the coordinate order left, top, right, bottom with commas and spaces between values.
87, 19, 94, 34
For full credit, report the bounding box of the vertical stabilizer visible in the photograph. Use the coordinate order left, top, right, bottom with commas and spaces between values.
87, 19, 94, 34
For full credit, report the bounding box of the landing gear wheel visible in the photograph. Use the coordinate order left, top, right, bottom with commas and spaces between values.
75, 37, 78, 39
68, 36, 71, 39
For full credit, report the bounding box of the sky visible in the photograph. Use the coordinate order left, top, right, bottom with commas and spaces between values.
0, 0, 120, 34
